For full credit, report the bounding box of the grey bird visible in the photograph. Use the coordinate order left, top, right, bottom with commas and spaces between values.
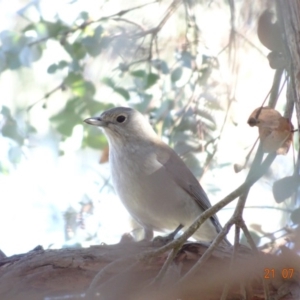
84, 107, 226, 243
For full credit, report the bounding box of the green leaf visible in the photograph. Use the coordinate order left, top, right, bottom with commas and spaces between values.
180, 51, 193, 68
83, 130, 107, 149
177, 115, 197, 132
98, 36, 110, 50
64, 42, 86, 60
64, 73, 96, 98
33, 22, 48, 38
86, 100, 112, 115
0, 31, 27, 69
1, 106, 23, 144
82, 36, 102, 57
291, 208, 300, 225
102, 77, 115, 88
50, 98, 83, 136
19, 44, 43, 66
82, 25, 103, 57
94, 25, 103, 37
131, 70, 146, 78
134, 93, 153, 112
171, 67, 182, 82
64, 72, 83, 86
152, 59, 169, 74
58, 60, 68, 69
50, 98, 80, 121
146, 73, 159, 89
80, 11, 89, 21
272, 176, 299, 203
55, 113, 83, 136
1, 120, 19, 140
48, 60, 69, 74
0, 50, 7, 72
47, 63, 57, 74
70, 60, 81, 72
131, 70, 159, 90
118, 63, 129, 72
114, 87, 130, 100
6, 52, 21, 69
79, 81, 96, 98
43, 21, 69, 38
1, 105, 10, 117
102, 78, 130, 100
0, 31, 26, 52
26, 123, 37, 134
22, 24, 35, 33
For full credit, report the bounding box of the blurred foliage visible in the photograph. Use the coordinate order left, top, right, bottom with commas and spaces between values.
0, 1, 227, 178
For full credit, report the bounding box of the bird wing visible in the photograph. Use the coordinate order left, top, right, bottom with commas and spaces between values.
155, 142, 223, 233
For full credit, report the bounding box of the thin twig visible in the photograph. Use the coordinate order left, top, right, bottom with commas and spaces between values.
179, 220, 233, 283
234, 30, 265, 57
140, 151, 277, 262
112, 17, 146, 31
239, 221, 270, 300
28, 1, 158, 46
150, 246, 180, 285
220, 224, 241, 300
27, 82, 65, 111
223, 205, 293, 213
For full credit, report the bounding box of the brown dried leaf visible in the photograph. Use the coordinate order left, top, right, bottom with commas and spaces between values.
100, 146, 109, 164
248, 107, 282, 128
261, 118, 293, 154
248, 107, 293, 154
278, 118, 294, 154
233, 163, 244, 173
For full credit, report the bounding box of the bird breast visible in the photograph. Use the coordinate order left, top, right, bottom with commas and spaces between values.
109, 145, 203, 232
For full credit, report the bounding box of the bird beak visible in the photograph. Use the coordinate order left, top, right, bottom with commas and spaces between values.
84, 117, 107, 127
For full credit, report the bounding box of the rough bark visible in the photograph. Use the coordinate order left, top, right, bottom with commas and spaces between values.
0, 241, 300, 300
277, 0, 300, 125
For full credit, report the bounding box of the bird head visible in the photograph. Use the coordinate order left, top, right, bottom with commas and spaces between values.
84, 107, 157, 146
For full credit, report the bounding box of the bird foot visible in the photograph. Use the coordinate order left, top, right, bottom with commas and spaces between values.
152, 224, 184, 247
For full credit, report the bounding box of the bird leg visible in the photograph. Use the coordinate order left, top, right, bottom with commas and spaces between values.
152, 224, 184, 246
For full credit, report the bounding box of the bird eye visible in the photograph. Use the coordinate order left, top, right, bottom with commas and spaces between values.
116, 115, 126, 123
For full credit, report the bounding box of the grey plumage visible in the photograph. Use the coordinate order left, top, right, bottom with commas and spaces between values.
84, 107, 225, 242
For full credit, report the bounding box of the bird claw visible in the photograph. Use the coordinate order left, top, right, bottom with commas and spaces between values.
152, 224, 184, 247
